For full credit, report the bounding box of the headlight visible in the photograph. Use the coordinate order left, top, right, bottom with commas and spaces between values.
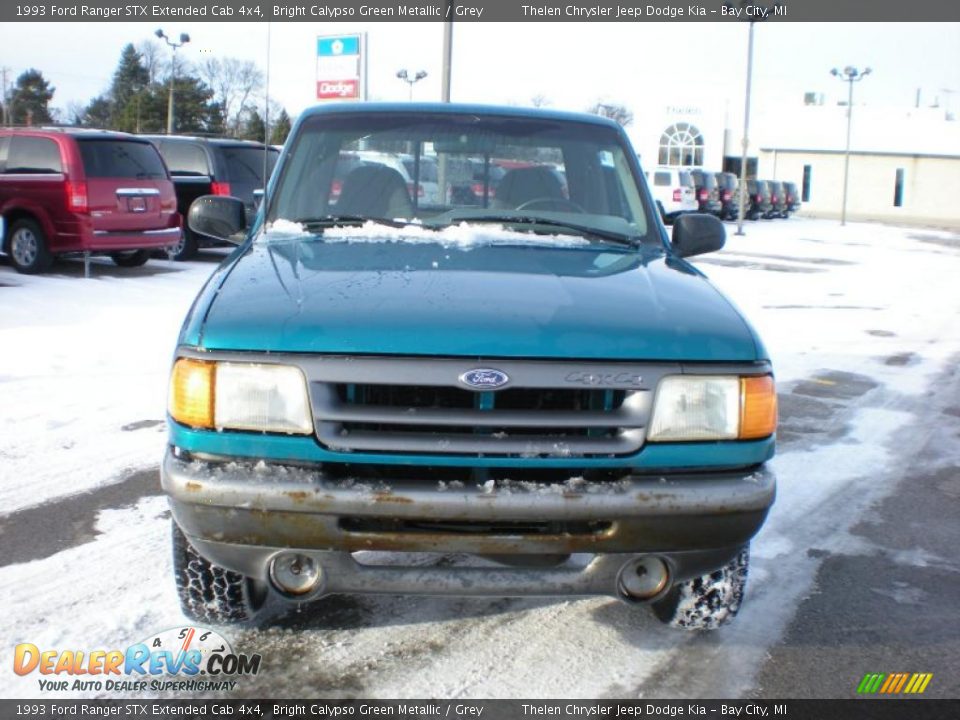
647, 374, 777, 442
168, 359, 313, 435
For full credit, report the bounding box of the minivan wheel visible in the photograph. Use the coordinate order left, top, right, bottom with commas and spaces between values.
110, 249, 151, 267
172, 521, 268, 624
8, 219, 53, 274
650, 546, 749, 630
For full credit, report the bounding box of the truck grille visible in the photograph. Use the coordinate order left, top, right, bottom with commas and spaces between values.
307, 358, 659, 458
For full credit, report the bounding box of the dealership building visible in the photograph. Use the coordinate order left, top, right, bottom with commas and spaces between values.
629, 97, 960, 229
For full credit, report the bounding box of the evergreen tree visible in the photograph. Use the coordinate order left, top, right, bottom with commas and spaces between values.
240, 110, 266, 142
269, 109, 292, 145
9, 69, 55, 125
111, 44, 150, 132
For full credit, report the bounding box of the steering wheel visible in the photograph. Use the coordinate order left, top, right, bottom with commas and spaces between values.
515, 197, 586, 213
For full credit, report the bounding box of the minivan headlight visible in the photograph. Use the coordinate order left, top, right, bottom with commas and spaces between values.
168, 359, 313, 435
647, 375, 777, 442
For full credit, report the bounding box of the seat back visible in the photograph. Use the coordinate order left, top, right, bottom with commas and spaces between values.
495, 166, 564, 209
336, 164, 414, 218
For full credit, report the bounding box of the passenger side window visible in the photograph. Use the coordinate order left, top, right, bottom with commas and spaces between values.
160, 142, 209, 176
6, 136, 62, 174
654, 172, 671, 186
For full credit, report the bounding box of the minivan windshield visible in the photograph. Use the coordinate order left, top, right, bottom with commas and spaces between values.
268, 112, 654, 246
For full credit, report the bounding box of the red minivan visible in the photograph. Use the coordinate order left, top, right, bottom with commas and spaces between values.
0, 128, 181, 274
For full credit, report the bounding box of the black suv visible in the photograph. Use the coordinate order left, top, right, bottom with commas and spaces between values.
714, 172, 739, 220
783, 181, 801, 216
142, 135, 279, 259
746, 179, 773, 220
767, 180, 788, 219
690, 169, 722, 216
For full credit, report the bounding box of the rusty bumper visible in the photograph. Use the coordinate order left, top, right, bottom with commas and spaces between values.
163, 449, 774, 598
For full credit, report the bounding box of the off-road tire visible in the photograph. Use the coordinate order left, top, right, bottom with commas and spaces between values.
172, 521, 267, 624
651, 546, 749, 630
110, 249, 151, 267
8, 218, 54, 274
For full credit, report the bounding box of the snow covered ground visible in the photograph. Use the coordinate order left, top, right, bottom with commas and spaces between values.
1, 219, 958, 699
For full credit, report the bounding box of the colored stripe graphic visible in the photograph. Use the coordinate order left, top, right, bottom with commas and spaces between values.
857, 672, 932, 694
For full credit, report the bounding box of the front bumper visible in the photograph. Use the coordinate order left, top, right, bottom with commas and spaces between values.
163, 449, 775, 599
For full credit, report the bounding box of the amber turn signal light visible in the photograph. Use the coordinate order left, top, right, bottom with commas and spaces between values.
739, 375, 778, 440
168, 358, 215, 429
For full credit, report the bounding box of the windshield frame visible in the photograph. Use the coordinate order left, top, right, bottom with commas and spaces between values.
263, 109, 664, 250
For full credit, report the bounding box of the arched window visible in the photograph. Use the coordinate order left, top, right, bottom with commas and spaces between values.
658, 123, 704, 167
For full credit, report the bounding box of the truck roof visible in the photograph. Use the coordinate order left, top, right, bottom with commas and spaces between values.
299, 102, 622, 129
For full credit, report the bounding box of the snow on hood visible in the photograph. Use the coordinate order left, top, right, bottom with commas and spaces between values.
262, 219, 591, 249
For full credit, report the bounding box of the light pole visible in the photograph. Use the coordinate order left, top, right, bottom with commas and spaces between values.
155, 28, 190, 134
396, 69, 427, 101
830, 65, 871, 226
727, 2, 779, 237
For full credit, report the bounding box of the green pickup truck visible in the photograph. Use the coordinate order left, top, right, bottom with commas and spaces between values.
164, 103, 777, 630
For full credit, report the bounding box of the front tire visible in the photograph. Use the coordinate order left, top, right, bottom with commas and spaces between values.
651, 546, 750, 630
110, 249, 151, 267
8, 219, 53, 274
172, 521, 267, 624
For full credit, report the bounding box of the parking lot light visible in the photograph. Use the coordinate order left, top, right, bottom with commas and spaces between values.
396, 69, 428, 101
831, 66, 872, 226
155, 28, 191, 134
726, 1, 780, 237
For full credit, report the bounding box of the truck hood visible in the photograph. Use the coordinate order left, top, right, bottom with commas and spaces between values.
196, 235, 761, 361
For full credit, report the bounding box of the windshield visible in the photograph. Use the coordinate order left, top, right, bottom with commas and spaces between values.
267, 111, 654, 245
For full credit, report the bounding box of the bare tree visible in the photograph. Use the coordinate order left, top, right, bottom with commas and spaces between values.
587, 100, 634, 127
198, 57, 264, 137
136, 39, 165, 85
530, 94, 551, 108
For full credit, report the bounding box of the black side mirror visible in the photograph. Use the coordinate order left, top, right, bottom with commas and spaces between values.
188, 195, 247, 245
671, 213, 725, 258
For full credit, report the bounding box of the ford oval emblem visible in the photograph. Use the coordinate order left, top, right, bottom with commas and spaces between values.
459, 368, 510, 390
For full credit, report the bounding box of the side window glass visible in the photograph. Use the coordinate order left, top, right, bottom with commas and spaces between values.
7, 136, 63, 173
0, 137, 9, 172
160, 142, 209, 176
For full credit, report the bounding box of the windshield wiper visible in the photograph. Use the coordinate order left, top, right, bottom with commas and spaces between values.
446, 214, 641, 248
292, 215, 415, 230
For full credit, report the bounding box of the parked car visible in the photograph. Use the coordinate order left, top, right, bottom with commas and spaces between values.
167, 103, 777, 631
745, 179, 773, 220
767, 180, 788, 219
714, 172, 739, 220
142, 135, 279, 260
446, 157, 507, 206
689, 169, 722, 216
645, 166, 697, 223
783, 181, 801, 216
0, 128, 180, 274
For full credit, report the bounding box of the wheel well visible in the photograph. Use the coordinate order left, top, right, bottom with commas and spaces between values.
1, 209, 40, 254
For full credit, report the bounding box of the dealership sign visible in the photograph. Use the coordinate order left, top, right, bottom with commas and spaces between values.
316, 34, 365, 101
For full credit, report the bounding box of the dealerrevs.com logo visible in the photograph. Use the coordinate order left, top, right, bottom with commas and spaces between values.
14, 626, 261, 693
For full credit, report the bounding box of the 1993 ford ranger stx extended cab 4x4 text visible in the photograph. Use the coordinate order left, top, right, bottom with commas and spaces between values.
164, 104, 778, 630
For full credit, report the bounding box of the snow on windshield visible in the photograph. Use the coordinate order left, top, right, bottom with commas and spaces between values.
263, 219, 591, 248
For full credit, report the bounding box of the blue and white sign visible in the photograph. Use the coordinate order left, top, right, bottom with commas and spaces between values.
316, 33, 365, 101
317, 35, 360, 57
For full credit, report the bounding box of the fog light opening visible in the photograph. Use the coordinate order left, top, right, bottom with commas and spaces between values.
269, 553, 322, 596
617, 556, 670, 602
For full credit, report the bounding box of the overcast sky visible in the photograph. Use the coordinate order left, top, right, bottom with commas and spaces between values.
3, 21, 959, 125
